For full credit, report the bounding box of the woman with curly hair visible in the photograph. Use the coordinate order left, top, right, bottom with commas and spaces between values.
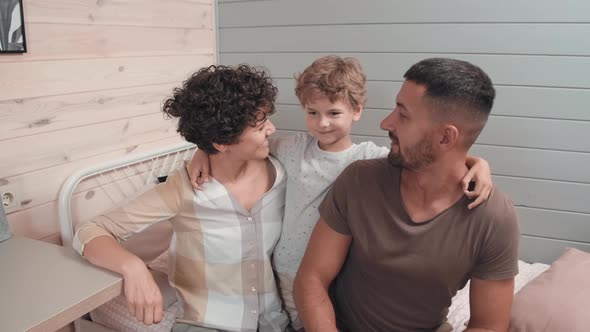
73, 64, 289, 332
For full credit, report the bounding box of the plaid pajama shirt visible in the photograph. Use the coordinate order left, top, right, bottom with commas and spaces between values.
74, 156, 288, 332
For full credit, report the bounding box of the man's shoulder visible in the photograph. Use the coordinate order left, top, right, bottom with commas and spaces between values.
346, 157, 392, 172
334, 158, 396, 187
467, 187, 520, 281
476, 187, 516, 216
470, 187, 519, 231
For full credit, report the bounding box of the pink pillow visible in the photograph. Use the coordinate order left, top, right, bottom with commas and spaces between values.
509, 248, 590, 332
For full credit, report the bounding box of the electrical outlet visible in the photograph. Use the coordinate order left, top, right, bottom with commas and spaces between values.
0, 183, 19, 213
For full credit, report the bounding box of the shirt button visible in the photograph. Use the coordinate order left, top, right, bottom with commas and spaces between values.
251, 286, 257, 292
247, 217, 253, 221
250, 263, 255, 268
251, 309, 257, 315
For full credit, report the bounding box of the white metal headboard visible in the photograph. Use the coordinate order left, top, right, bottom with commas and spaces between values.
57, 142, 197, 248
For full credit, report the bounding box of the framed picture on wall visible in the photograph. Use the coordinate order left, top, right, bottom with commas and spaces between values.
0, 0, 27, 53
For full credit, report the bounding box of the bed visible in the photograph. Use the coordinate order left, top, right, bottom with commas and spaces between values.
58, 142, 589, 332
447, 260, 550, 330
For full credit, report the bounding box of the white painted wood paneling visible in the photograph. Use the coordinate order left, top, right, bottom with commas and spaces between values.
468, 145, 590, 184
494, 176, 590, 214
520, 236, 590, 264
220, 25, 590, 56
220, 0, 590, 27
518, 208, 590, 243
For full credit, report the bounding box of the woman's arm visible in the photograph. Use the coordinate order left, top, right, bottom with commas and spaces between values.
73, 170, 184, 325
83, 236, 164, 325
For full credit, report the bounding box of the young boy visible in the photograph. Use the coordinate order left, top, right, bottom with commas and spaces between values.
188, 56, 492, 330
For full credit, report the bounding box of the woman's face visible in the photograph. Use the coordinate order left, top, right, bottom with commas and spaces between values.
227, 117, 276, 161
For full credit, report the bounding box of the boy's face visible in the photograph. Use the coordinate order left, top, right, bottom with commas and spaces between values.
303, 97, 362, 152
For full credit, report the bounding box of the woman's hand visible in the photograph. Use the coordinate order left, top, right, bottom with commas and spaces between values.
463, 157, 493, 209
121, 258, 164, 325
186, 149, 211, 190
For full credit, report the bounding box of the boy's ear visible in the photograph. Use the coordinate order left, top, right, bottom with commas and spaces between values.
212, 143, 227, 153
352, 104, 364, 121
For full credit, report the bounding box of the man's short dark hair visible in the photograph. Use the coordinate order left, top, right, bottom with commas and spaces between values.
404, 58, 495, 118
404, 58, 495, 146
162, 64, 277, 154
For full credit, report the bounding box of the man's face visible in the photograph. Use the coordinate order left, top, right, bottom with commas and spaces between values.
380, 81, 437, 170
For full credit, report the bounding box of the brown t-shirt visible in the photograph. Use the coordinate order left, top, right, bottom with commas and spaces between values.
319, 158, 520, 332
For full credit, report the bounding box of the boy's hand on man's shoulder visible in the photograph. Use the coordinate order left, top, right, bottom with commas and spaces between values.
462, 157, 493, 209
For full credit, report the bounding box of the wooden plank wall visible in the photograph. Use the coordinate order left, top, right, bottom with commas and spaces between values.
217, 0, 590, 264
0, 0, 216, 244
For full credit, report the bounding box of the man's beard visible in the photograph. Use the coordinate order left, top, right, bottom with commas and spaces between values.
388, 134, 435, 170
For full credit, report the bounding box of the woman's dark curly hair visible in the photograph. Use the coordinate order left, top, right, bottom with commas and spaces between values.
163, 64, 278, 154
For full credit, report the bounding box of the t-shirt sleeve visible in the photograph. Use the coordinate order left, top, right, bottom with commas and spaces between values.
269, 132, 307, 164
318, 163, 359, 235
358, 141, 390, 159
472, 194, 521, 280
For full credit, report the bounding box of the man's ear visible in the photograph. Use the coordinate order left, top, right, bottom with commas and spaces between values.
212, 143, 227, 153
352, 104, 364, 121
439, 124, 459, 149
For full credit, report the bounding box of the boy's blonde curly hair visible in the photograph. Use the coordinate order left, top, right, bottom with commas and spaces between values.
295, 55, 367, 109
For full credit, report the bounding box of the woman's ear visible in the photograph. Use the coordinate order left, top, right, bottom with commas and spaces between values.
212, 143, 227, 153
